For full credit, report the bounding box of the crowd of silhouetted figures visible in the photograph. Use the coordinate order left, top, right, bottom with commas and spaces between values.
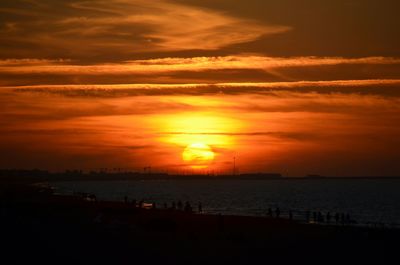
123, 196, 202, 214
121, 195, 359, 226
266, 207, 356, 225
79, 192, 362, 226
306, 210, 356, 225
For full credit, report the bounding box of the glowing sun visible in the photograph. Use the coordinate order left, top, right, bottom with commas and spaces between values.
182, 143, 215, 169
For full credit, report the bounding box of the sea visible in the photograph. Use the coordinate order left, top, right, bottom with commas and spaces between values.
52, 179, 400, 227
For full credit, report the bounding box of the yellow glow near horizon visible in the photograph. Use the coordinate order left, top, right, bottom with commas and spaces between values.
153, 110, 242, 170
159, 113, 239, 147
182, 143, 215, 169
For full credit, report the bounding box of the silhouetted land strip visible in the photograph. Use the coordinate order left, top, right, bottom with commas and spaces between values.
1, 169, 400, 182
0, 182, 398, 265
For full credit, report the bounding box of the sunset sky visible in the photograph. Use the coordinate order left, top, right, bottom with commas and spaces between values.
1, 0, 400, 176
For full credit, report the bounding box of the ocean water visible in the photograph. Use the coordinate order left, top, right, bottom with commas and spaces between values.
52, 179, 400, 226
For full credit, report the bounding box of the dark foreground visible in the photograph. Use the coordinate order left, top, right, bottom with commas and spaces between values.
1, 183, 398, 265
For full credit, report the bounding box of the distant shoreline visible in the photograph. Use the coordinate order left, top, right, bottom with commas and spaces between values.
1, 169, 400, 183
47, 176, 400, 182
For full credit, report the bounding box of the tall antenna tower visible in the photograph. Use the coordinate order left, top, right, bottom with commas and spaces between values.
233, 156, 236, 176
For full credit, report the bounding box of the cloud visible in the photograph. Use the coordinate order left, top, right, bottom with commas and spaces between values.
6, 79, 400, 97
0, 0, 289, 60
130, 56, 400, 69
160, 131, 315, 141
67, 0, 290, 51
0, 58, 70, 66
0, 93, 196, 125
1, 55, 399, 86
1, 56, 399, 75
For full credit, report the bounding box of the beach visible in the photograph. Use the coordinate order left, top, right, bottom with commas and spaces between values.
1, 182, 398, 265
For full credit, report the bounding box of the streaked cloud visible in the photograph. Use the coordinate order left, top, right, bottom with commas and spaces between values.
0, 59, 70, 66
1, 56, 399, 75
1, 55, 400, 87
7, 79, 400, 97
0, 0, 289, 60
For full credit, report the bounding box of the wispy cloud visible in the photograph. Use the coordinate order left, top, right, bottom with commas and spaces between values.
6, 79, 400, 97
67, 0, 290, 51
0, 0, 290, 60
160, 131, 315, 141
1, 56, 399, 75
0, 59, 71, 66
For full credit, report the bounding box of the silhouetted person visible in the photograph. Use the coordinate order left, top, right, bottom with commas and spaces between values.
318, 212, 324, 223
172, 201, 176, 210
326, 212, 331, 224
313, 212, 317, 223
306, 211, 311, 223
163, 202, 168, 209
132, 199, 137, 208
139, 200, 144, 208
346, 213, 351, 224
289, 210, 293, 220
341, 213, 345, 225
198, 202, 202, 213
267, 208, 273, 218
152, 202, 156, 209
275, 207, 280, 218
184, 201, 192, 213
335, 213, 340, 224
177, 200, 183, 211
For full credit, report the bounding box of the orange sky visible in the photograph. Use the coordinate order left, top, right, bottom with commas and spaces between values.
1, 0, 400, 176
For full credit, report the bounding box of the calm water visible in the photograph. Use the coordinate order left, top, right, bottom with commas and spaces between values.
52, 179, 400, 225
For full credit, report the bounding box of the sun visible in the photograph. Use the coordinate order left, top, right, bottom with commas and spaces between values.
182, 143, 215, 169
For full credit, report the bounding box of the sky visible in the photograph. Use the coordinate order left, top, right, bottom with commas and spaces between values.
1, 0, 400, 176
